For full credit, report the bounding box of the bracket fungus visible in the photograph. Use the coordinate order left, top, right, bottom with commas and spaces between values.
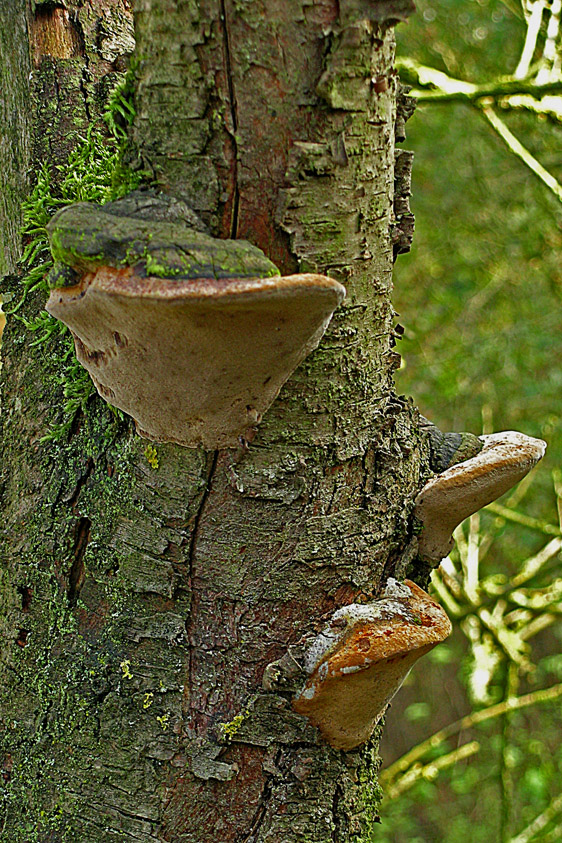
293, 579, 451, 750
45, 193, 345, 448
420, 415, 484, 474
415, 430, 547, 564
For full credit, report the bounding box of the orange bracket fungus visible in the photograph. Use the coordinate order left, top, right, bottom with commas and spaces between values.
415, 430, 547, 564
45, 192, 345, 448
293, 579, 452, 750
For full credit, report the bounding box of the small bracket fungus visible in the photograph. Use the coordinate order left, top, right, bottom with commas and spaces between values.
45, 193, 345, 448
415, 430, 546, 564
420, 415, 484, 473
292, 579, 452, 750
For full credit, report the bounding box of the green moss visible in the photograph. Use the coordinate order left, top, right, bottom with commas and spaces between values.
103, 61, 138, 145
5, 99, 143, 441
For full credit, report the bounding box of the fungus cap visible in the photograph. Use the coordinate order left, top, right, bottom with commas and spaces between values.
293, 579, 452, 750
46, 267, 345, 448
415, 430, 546, 563
45, 198, 345, 448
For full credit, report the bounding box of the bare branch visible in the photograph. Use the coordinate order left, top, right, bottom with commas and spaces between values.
485, 501, 562, 535
515, 0, 546, 79
511, 790, 562, 843
397, 58, 562, 102
384, 742, 481, 800
380, 682, 562, 789
480, 105, 562, 202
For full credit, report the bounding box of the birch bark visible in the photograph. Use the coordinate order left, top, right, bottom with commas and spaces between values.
0, 2, 420, 840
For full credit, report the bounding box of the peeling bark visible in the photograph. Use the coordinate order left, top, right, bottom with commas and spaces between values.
0, 1, 421, 841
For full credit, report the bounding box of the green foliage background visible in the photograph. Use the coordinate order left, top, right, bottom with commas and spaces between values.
376, 0, 562, 839
395, 3, 562, 477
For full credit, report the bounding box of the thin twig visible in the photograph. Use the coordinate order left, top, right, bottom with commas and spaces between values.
552, 470, 562, 531
510, 790, 562, 842
515, 0, 546, 78
439, 555, 465, 600
536, 0, 562, 83
510, 580, 562, 610
511, 537, 562, 587
519, 612, 555, 640
480, 105, 562, 202
454, 522, 469, 568
478, 606, 532, 670
504, 467, 536, 509
499, 663, 519, 841
499, 93, 562, 122
465, 512, 480, 603
384, 742, 481, 800
380, 682, 562, 787
485, 502, 562, 537
431, 569, 464, 616
396, 58, 562, 102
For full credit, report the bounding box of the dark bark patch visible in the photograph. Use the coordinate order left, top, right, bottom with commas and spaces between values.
65, 456, 94, 509
67, 515, 91, 606
1, 754, 12, 783
17, 585, 32, 612
345, 0, 416, 24
16, 629, 30, 647
395, 81, 417, 142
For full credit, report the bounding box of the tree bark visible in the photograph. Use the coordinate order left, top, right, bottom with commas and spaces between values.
0, 1, 421, 841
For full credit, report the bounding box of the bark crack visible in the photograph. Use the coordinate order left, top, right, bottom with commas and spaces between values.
67, 515, 91, 606
331, 781, 343, 843
186, 450, 219, 704
241, 751, 281, 843
80, 68, 92, 123
67, 456, 94, 510
220, 0, 240, 237
69, 801, 160, 841
72, 4, 92, 123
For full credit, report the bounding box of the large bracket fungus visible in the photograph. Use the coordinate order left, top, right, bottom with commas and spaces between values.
45, 193, 345, 448
415, 429, 547, 564
293, 579, 452, 750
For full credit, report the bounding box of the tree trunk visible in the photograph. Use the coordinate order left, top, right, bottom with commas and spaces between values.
0, 1, 421, 840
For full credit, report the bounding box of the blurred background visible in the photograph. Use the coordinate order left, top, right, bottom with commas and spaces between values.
377, 0, 562, 839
